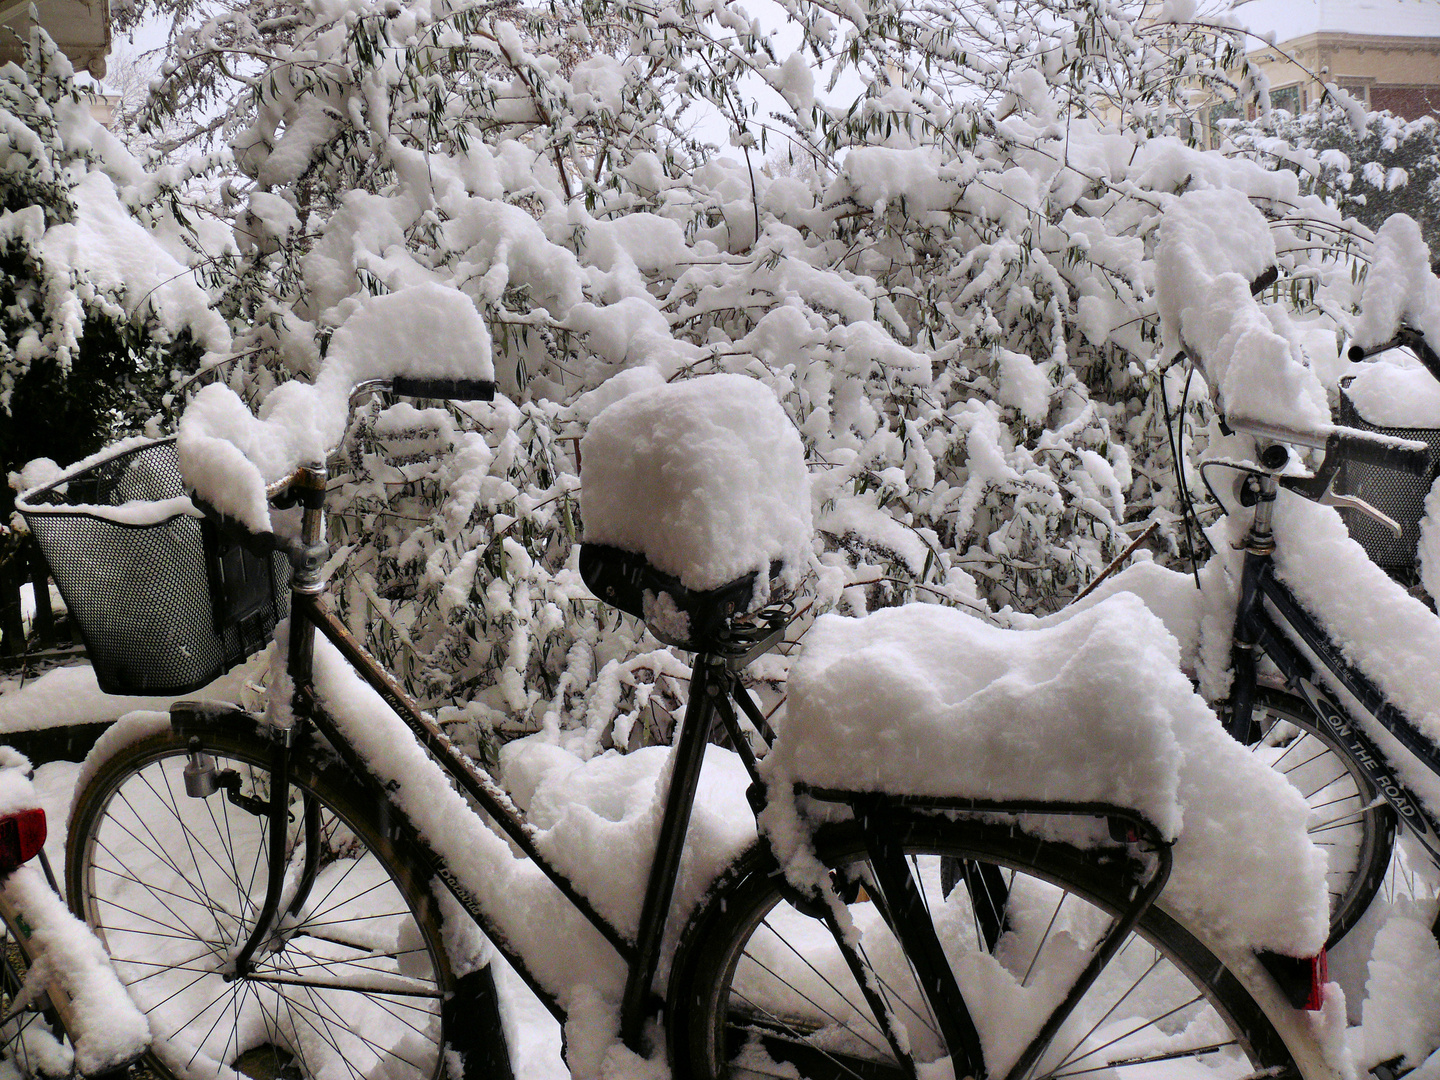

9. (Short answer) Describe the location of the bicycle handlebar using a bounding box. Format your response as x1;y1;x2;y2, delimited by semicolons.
1347;325;1440;386
256;375;498;508
1328;428;1432;476
1226;416;1432;489
392;375;496;401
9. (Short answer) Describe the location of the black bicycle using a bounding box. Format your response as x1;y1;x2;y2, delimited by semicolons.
18;375;1329;1080
1181;323;1440;956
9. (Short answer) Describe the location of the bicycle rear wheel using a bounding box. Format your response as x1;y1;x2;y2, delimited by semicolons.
668;814;1305;1080
65;713;501;1080
1248;690;1396;945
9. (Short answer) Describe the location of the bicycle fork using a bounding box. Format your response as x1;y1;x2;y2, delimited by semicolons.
184;462;330;978
182;726;321;977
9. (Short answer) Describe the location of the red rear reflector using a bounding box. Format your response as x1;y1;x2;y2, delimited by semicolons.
1304;950;1328;1011
0;807;46;873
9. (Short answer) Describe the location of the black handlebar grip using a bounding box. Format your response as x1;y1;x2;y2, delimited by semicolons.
1249;266;1278;296
391;376;497;401
1346;344;1365;363
1331;431;1433;476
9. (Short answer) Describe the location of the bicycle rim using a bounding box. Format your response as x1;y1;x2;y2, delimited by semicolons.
66;718;453;1080
1249;690;1396;945
669;816;1300;1080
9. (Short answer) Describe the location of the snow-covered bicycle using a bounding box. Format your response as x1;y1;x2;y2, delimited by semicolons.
1146;194;1440;1072
1150;193;1440;931
17;285;1339;1079
0;747;147;1079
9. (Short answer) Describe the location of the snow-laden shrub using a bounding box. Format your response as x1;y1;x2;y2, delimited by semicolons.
0;27;231;571
1224;106;1440;258
121;0;1372;749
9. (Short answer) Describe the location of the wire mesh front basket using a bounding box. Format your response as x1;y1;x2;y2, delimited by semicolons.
16;438;290;695
1337;380;1440;571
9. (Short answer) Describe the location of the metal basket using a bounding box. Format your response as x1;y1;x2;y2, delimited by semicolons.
1337;379;1440;571
16;438;290;695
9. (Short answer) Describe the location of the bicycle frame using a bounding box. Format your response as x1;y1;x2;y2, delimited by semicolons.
1228;473;1440;864
177;460;1177;1080
192;463;832;1053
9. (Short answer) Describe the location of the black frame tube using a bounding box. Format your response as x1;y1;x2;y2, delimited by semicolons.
618;656;723;1046
859;796;986;1077
1230;545;1440;860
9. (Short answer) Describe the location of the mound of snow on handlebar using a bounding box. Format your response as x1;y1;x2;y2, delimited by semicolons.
177;283;494;533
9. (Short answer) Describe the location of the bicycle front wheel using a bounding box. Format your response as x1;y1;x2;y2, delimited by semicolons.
65;713;485;1080
668;815;1304;1080
1248;690;1396;945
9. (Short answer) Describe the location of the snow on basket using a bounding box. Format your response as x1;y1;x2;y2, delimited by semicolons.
578;374;811;641
771;592;1329;956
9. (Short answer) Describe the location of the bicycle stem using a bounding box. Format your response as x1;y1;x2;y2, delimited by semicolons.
1228;471;1279;743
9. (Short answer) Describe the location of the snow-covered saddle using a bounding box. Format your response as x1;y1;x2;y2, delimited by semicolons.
578;544;782;650
577;374;811;650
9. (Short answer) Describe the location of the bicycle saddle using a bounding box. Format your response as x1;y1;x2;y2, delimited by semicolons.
579;543;777;650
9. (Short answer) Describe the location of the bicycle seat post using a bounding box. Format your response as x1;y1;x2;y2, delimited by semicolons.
618;650;729;1049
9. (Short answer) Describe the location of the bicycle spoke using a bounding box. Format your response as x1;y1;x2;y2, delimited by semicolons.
740;939;892;1059
1046;1040;1236;1078
278;964;435;1077
159;761;257;932
1021;890;1068;987
1043;988;1210;1075
725;985;887;1080
93;809;226;936
70;726;453;1080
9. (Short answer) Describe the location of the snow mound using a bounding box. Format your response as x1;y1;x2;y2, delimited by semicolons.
179;283;494;532
1155;188;1330;431
1273;490;1440;750
500;736;755;947
579;374;812;592
1355;214;1440;354
776;592;1328;955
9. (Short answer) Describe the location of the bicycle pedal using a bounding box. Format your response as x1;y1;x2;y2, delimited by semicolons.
1372;1056;1413;1080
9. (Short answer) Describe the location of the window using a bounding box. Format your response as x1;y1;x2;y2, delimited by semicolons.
1270;84;1301;115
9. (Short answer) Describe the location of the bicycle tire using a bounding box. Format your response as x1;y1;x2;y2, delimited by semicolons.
0;881;75;1079
668;814;1306;1080
64;712;503;1080
1248;689;1396;946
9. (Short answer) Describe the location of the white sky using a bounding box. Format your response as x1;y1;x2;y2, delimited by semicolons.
1227;0;1440;42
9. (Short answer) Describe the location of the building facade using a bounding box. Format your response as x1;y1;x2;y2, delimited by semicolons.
1248;28;1440;120
0;0;109;78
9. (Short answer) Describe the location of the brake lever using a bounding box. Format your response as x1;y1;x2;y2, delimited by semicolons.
1270;446;1404;537
1318;490;1403;537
